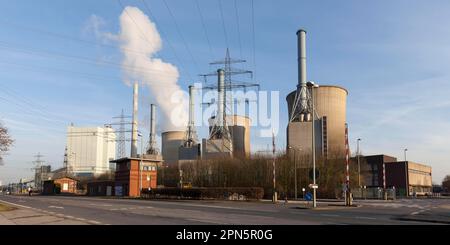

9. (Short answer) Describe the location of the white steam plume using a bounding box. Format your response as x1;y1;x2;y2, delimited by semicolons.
118;6;188;131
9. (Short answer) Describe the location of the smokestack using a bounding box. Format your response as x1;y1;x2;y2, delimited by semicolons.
148;104;156;154
188;85;195;130
297;29;310;122
217;69;225;127
297;29;307;87
130;82;138;158
184;85;197;147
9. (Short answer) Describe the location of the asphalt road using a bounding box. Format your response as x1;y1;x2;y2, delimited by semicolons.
1;195;449;225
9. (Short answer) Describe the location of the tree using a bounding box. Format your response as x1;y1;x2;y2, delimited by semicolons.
0;122;14;164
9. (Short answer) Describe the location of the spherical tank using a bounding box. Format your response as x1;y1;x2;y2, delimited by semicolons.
161;131;185;166
286;85;348;153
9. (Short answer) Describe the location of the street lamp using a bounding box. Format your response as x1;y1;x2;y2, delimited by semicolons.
307;81;319;208
357;138;361;188
138;133;143;197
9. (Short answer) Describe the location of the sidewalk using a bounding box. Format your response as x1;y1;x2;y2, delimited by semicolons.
0;201;90;225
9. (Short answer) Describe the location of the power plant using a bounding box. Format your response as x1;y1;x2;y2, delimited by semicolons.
287;29;348;159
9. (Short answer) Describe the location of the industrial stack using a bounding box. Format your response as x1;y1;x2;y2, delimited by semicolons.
111;82;162;197
178;85;201;164
286;29;348;160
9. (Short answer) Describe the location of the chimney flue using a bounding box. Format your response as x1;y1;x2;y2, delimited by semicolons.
297;29;307;87
130;82;138;158
217;69;225;127
147;104;157;154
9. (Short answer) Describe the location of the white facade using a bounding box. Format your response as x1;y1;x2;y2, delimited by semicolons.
66;126;116;176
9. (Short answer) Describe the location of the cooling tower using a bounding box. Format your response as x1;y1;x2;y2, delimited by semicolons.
286;85;348;157
206;115;251;158
161;131;184;166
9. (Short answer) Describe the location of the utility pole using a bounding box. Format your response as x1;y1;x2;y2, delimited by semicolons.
357;138;361;188
138;133;143;197
272;131;277;203
308;82;318;208
344;124;352;206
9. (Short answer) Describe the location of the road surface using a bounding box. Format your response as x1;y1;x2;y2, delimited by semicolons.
1;195;449;225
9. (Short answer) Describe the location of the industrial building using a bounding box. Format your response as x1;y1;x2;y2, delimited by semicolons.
385;161;432;196
66;125;116;176
357;154;433;196
357;154;398;187
286;29;347;159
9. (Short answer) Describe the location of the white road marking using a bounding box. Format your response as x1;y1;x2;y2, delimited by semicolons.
0;199;32;209
48;206;64;209
411;212;419;215
89;220;101;225
320;214;340;217
355;216;377;220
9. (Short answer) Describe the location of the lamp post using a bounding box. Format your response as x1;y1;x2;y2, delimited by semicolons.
307;81;319;208
138;133;143;197
357;138;361;188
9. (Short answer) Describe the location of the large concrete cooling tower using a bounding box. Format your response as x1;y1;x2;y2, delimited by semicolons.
286;85;348;157
161;131;185;166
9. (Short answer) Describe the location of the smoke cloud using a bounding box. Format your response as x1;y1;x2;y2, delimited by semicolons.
117;6;188;131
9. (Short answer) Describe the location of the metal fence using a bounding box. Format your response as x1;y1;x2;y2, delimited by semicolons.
351;187;396;200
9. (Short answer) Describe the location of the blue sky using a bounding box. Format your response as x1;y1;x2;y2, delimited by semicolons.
1;0;450;184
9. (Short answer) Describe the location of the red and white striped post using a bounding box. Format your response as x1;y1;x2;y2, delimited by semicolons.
345;124;351;206
382;162;387;200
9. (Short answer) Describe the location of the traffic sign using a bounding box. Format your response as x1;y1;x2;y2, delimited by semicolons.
309;184;318;189
305;192;313;201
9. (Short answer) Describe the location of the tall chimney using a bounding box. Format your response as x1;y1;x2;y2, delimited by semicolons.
188;85;195;130
185;85;197;146
217;69;225;127
148;104;156;154
297;29;307;87
130;82;138;158
297;29;310;121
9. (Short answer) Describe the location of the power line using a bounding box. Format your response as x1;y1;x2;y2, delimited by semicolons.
251;0;256;80
140;0;194;81
0;18;152;58
161;0;201;73
194;0;215;59
0;41;179;79
233;0;243;59
218;0;229;49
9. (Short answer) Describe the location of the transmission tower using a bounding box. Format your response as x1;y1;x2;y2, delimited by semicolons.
32;152;45;169
32;153;46;191
111;109;132;159
200;49;259;155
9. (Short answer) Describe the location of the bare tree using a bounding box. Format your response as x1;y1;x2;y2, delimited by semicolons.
0;122;14;164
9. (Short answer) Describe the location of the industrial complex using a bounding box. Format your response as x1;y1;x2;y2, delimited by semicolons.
2;29;434;200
